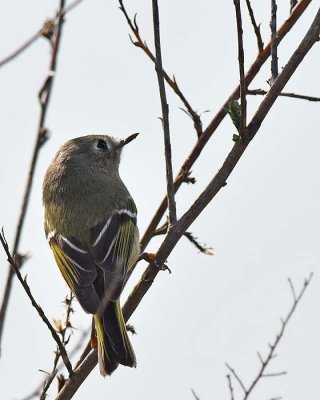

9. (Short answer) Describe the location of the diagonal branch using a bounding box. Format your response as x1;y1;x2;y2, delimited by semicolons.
40;292;75;399
247;6;320;140
118;0;203;137
139;0;313;253
227;273;313;399
151;0;177;227
0;0;84;69
124;0;320;343
0;31;41;68
226;363;247;394
21;328;89;400
191;388;201;400
0;0;66;352
0;230;73;375
245;0;264;53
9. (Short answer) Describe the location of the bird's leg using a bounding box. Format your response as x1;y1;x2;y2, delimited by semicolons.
138;252;171;273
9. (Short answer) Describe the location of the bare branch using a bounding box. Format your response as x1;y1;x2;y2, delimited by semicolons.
243;273;313;399
118;0;203;137
262;371;287;377
21;328;89;400
40;292;75;399
191;388;200;400
40;367;59;400
245;0;264;53
0;31;41;68
55;350;98;400
248;7;320;140
227;274;313;399
227;374;235;400
0;230;73;375
225;363;247;394
152;0;177;227
139;0;313;254
233;0;248;142
247;88;320;101
125;3;320;331
0;0;67;350
0;0;84;68
257;351;264;364
153;222;213;255
288;277;297;301
270;0;279;83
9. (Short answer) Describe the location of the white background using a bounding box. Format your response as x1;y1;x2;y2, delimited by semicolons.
0;1;319;399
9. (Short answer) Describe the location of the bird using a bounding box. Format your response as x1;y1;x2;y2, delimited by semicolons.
42;133;140;376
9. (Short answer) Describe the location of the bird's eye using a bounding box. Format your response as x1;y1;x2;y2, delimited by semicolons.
95;139;108;151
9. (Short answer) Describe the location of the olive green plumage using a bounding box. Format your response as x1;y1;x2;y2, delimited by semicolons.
43;134;139;376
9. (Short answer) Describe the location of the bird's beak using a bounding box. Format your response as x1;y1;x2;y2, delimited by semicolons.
117;133;139;149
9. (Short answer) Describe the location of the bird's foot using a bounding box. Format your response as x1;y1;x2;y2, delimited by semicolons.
138;252;171;274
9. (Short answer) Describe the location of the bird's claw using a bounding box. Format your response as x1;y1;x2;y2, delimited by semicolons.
138;252;171;274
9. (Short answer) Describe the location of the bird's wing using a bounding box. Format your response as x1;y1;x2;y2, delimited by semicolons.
89;197;140;300
48;233;100;314
48;198;139;313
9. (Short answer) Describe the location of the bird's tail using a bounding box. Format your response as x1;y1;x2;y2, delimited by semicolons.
94;300;136;376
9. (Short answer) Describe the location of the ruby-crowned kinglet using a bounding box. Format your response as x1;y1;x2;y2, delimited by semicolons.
43;133;140;376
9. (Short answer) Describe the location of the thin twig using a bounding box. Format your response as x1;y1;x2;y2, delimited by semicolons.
257;351;264;364
247;7;320;140
40;364;59;400
0;0;67;351
0;230;73;375
262;371;287;377
118;0;203;137
21;328;89;400
55;349;98;400
247;88;320;101
270;0;279;83
288;277;297;301
0;31;41;68
245;0;264;53
243;273;313;400
191;388;200;400
227;374;235;400
233;0;247;141
40;292;75;399
0;0;84;69
139;0;313;254
226;363;247;394
153;221;213;255
152;0;177;227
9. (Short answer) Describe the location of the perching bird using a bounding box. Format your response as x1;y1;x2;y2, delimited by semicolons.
43;133;140;376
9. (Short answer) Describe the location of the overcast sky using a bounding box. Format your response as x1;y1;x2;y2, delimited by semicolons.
0;1;319;399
